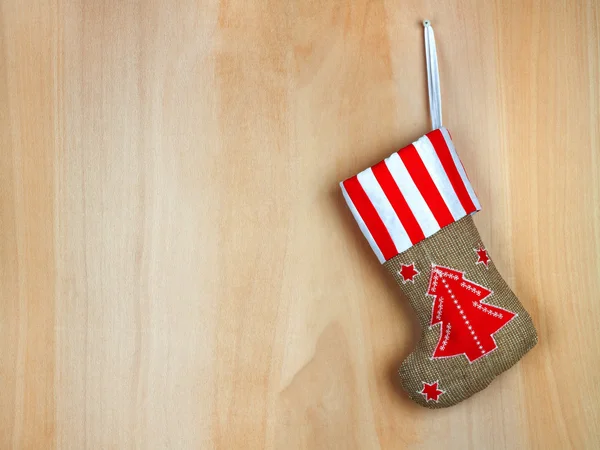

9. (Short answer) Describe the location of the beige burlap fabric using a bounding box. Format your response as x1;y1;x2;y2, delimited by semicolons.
384;215;537;408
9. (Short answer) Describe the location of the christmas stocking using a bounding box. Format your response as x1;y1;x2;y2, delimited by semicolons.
340;21;537;408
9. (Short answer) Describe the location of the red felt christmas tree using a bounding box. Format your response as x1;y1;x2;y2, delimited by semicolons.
427;265;516;363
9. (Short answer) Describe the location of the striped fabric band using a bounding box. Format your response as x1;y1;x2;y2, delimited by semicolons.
341;128;481;263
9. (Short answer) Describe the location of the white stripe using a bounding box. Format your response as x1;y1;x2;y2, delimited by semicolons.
414;135;467;220
440;128;481;210
340;182;385;263
384;153;440;237
357;169;412;254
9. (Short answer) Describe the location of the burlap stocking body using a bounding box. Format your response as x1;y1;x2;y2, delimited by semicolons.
340;128;537;408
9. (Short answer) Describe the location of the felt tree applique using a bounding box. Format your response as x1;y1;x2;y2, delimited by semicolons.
427;265;516;363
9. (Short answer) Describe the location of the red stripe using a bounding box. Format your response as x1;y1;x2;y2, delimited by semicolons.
371;160;425;244
398;144;454;228
343;176;398;260
427;129;477;213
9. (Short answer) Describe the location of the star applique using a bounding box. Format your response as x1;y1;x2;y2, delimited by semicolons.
419;381;445;402
474;246;491;268
399;263;419;283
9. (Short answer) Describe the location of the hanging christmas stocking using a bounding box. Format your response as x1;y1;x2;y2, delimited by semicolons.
340;21;537;408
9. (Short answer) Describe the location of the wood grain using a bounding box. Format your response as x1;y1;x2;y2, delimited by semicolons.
1;1;599;448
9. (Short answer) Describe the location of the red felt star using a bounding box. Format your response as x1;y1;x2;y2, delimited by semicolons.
399;263;419;283
419;381;444;402
475;246;491;268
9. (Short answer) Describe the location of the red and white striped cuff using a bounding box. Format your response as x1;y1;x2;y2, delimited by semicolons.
340;128;481;263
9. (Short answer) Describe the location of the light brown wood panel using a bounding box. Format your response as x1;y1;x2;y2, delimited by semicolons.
0;1;598;449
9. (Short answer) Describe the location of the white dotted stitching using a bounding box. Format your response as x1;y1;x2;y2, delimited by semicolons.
430;273;440;293
436;297;444;321
472;301;503;319
460;282;481;295
440;323;451;351
435;270;458;281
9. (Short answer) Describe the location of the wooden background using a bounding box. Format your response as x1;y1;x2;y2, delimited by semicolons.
1;1;599;449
